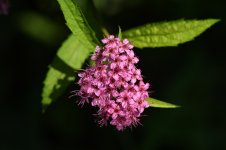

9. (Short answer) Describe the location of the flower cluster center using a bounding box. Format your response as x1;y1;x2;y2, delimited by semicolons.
77;35;150;130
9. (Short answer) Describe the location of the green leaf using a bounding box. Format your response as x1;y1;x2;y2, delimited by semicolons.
147;97;180;108
57;0;99;46
42;34;94;111
42;0;99;111
57;34;94;69
122;19;219;48
41;63;74;112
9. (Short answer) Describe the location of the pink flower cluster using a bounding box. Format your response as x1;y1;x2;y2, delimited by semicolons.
77;35;150;130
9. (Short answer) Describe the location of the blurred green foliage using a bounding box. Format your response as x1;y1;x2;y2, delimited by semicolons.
16;11;65;45
0;0;226;150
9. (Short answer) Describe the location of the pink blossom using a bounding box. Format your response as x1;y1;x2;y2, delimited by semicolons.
76;35;150;130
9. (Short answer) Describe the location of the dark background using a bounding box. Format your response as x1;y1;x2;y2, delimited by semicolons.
1;0;226;150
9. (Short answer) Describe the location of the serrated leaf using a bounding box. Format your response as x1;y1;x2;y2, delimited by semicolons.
42;34;94;111
57;0;99;46
147;97;180;108
41;63;74;112
57;34;94;69
122;19;219;48
57;0;98;68
42;0;99;112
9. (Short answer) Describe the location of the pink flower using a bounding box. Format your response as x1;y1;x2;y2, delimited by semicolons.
76;35;150;130
130;68;142;83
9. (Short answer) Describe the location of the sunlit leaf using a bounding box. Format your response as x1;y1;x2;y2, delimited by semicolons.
147;97;180;108
41;62;74;112
42;0;99;111
42;34;95;111
57;35;94;69
57;0;99;46
122;19;219;48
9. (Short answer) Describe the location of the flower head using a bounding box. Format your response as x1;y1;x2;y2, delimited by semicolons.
76;35;150;130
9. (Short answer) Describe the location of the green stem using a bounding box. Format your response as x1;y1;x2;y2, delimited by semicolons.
102;27;110;37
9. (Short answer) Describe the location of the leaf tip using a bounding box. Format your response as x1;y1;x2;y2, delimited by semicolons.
147;98;181;109
206;18;220;26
